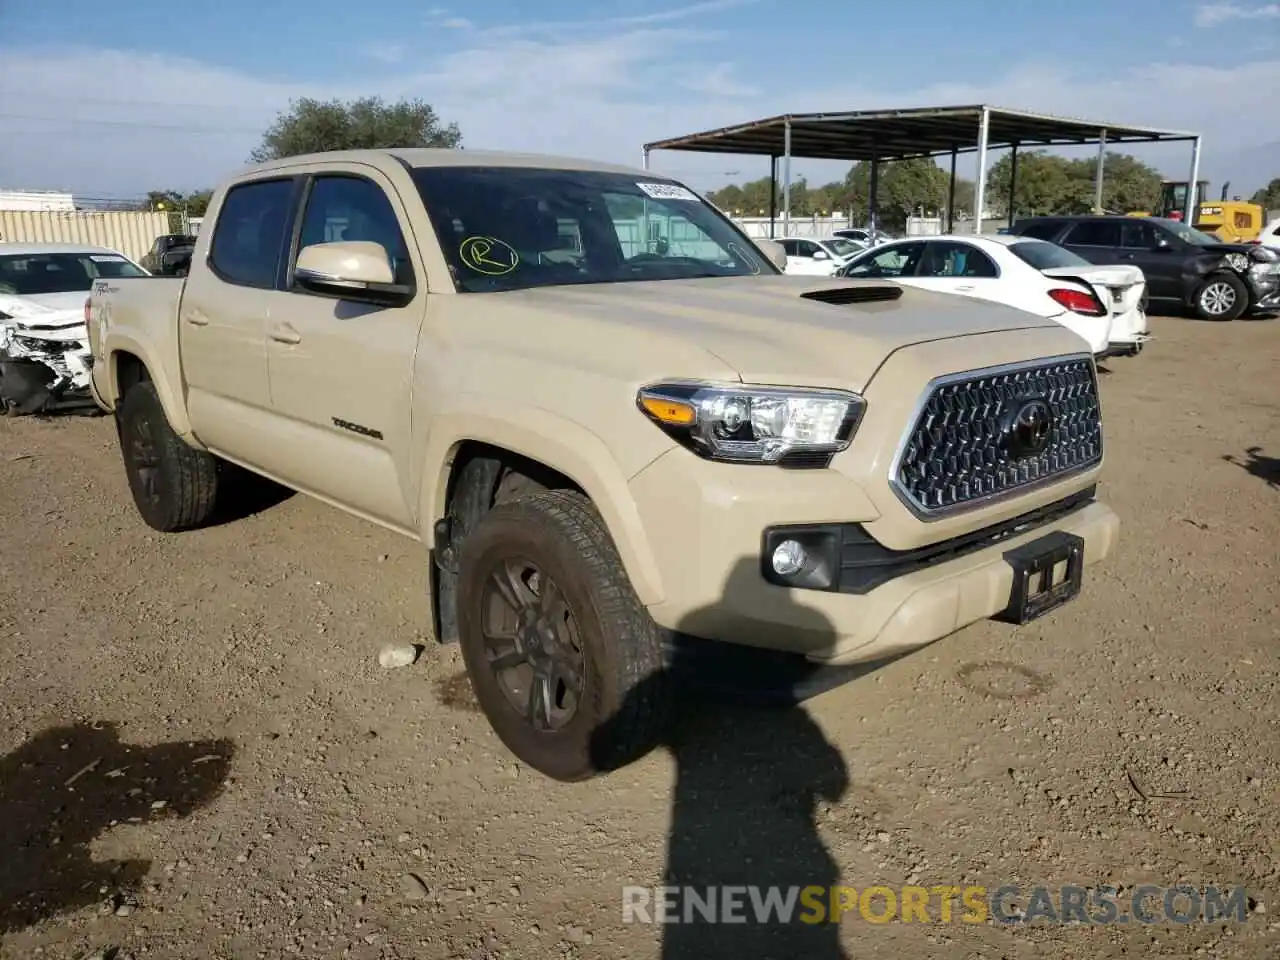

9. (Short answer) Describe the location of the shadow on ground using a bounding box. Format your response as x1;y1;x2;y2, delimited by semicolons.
0;722;233;933
589;558;904;960
207;462;296;526
1223;446;1280;490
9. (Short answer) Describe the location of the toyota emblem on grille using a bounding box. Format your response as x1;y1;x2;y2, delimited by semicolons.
1003;399;1053;458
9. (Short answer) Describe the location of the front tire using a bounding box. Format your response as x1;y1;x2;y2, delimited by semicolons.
455;490;670;781
118;381;219;531
1193;273;1248;321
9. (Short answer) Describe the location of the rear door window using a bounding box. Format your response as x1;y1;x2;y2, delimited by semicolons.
1064;221;1122;247
209;178;296;289
1016;221;1066;241
919;241;999;278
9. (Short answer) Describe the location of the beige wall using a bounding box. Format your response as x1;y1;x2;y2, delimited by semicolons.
0;210;172;262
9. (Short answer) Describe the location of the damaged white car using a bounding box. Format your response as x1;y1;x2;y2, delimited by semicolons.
0;243;149;415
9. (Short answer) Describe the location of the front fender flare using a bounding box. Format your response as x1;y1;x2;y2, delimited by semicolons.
418;399;666;606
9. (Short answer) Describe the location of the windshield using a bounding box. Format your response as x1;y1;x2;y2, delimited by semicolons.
1153;219;1221;246
1007;240;1091;270
0;251;146;296
410;166;777;292
823;238;861;258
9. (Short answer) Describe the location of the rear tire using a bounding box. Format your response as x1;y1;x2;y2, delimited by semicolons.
118;381;219;531
1193;273;1248;321
455;490;670;781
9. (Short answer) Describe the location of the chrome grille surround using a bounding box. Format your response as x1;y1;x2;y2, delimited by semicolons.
889;354;1103;521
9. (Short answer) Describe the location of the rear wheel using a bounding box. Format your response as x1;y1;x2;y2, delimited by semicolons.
118;381;219;531
1193;273;1248;321
455;490;670;781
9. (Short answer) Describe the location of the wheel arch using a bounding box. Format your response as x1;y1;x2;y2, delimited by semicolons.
104;335;197;440
419;409;666;609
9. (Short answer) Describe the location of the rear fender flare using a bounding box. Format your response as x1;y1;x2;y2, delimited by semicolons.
104;334;198;443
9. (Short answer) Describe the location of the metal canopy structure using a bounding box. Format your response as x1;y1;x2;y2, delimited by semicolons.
641;104;1203;236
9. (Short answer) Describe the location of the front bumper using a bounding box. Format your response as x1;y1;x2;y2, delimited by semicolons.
630;447;1119;667
1247;266;1280;312
1252;289;1280;312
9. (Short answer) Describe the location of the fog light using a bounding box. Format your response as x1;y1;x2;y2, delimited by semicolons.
771;539;807;576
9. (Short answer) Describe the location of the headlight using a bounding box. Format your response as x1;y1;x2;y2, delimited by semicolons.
637;380;865;467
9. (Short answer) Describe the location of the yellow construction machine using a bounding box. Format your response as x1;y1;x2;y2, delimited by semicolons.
1128;180;1265;243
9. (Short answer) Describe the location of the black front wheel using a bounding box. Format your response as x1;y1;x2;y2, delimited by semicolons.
455;490;671;781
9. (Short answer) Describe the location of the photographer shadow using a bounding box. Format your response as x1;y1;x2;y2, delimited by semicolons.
0;721;233;933
594;558;903;959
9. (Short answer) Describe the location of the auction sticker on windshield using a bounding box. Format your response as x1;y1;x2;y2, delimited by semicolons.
636;182;701;202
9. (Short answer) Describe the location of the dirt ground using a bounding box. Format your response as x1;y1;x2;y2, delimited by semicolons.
1;313;1278;960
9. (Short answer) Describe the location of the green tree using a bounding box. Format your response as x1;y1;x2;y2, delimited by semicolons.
1070;152;1162;214
706;159;974;228
985;150;1161;217
146;189;214;232
249;96;462;163
1251;177;1280;212
985;151;1080;217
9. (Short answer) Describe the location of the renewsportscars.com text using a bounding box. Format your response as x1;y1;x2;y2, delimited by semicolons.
621;884;1253;926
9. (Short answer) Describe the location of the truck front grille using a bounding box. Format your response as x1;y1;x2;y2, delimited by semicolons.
892;355;1102;517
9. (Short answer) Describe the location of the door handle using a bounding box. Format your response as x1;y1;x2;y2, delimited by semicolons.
269;323;301;345
955;284;975;292
184;310;209;326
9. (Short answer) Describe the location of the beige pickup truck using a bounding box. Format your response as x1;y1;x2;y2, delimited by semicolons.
86;148;1119;781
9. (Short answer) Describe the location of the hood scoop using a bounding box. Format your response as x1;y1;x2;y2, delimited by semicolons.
800;283;903;306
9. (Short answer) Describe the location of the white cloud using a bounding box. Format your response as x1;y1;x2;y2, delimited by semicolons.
360;41;406;63
2;20;1279;199
438;17;472;29
1194;2;1280;27
481;0;759;39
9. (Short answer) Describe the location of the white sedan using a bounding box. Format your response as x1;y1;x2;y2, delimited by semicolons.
0;241;149;414
837;234;1150;358
775;235;867;276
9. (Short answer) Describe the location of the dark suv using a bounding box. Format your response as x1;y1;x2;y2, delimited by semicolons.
1008;215;1280;321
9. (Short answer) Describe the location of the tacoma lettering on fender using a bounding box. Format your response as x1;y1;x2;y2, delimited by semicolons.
87;149;1120;782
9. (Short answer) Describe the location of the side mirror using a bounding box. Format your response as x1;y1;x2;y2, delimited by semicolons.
754;238;788;272
294;241;413;305
812;250;829;261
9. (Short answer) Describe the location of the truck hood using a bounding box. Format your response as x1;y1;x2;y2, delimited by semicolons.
500;275;1061;392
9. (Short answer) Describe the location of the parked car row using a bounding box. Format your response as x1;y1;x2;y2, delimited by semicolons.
1008;215;1280;322
768;212;1279;360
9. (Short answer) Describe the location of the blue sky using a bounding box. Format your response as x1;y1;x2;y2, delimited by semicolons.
2;0;1278;197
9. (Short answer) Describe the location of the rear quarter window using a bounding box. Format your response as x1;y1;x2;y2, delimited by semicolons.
1007;241;1091;270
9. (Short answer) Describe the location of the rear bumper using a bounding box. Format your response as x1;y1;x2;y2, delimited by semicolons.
1097;332;1153;358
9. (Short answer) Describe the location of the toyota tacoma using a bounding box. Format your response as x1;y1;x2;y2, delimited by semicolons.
87;149;1120;781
